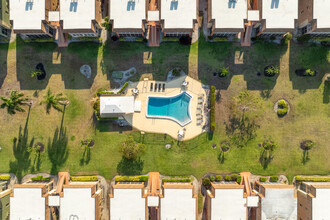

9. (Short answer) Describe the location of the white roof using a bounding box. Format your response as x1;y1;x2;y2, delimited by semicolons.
211;0;247;29
148;196;159;207
247;196;259;207
248;10;260;21
60;0;95;30
211;188;246;220
261;188;297;220
312;187;330;219
110;0;146;29
49;195;60;206
161;0;197;29
160;188;196;220
100;96;135;114
110;188;146;220
60;187;96;220
49;11;60;22
9;0;45;30
262;0;298;29
10;188;46;220
313;0;330;29
148;10;159;21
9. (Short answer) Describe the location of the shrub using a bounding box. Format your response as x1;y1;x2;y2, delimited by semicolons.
277;99;288;116
0;175;11;181
225;175;231;181
259;177;267;182
295;176;330;182
278;99;288;108
264;66;279;77
120;136;145;159
221;141;230;152
270;36;276;41
118;82;129;94
202;177;211;187
236;176;242;184
277;108;288;116
119;37;126;42
71;176;98;181
213;37;228;42
179;36;192;45
259;139;277;151
162;178;191;183
162;37;180;42
210;86;216;132
93;98;100;113
281;33;292;45
215;175;223;182
230;174;239;181
304;69;316;76
270;176;279;182
218;67;229;77
300;140;315;151
210;176;215;182
297;34;312;43
115;176;149;182
172;68;181;77
135;38;144;42
31;175;50;182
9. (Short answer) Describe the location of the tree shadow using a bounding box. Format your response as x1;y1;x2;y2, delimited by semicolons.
116;157;144;175
218;151;225;164
302;150;310;164
80;147;91;166
47;107;69;174
260;89;272;100
30;151;41;173
225;115;259;147
0;43;9;88
9;106;33;180
259;150;274;169
323;81;329;104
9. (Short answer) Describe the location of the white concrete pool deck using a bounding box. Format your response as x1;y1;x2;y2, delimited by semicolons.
123;75;207;140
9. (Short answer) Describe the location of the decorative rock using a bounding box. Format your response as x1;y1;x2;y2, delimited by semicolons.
80;65;92;79
165;144;171;149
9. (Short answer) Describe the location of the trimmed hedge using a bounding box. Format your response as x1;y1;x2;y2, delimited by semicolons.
236;175;242;184
259;177;267;182
118;82;129;94
230;174;239;181
210;86;216;132
202;177;211;187
270;176;279;182
295;176;330;182
277;99;288;116
210;176;215;182
215;175;223;182
0;175;11;181
162;178;191;183
224;175;231;181
162;37;180;42
71;176;98;181
212;37;228;42
31;175;50;182
115;176;148;182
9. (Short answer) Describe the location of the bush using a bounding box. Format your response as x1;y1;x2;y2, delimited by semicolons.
270;176;279;182
78;37;102;42
236;176;242;184
172;68;181;77
215;175;223;182
119;37;126;42
31;175;50;182
93;98;100;113
270;36;276;41
210;86;216;132
118;82;129;94
259;139;277;151
24;38;55;43
297;34;312;43
120;136;145;159
281;33;292;45
300;140;315;151
71;176;98;181
0;175;11;181
135;38;144;42
225;175;231;181
304;69;316;76
202;177;211;187
295;176;330;182
212;37;228;42
162;178;191;183
115;176;148;182
210;176;215;182
259;177;267;182
277;99;288;116
264;66;279;77
218;67;229;77
277;108;288;116
278;100;288;108
179;36;192;45
230;174;239;181
162;37;180;42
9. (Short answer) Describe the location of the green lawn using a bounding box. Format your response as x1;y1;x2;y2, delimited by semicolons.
0;37;329;182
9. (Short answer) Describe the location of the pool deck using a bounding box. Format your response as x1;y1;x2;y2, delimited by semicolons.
123;75;208;140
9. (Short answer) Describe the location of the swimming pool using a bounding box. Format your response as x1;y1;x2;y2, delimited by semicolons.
146;92;192;126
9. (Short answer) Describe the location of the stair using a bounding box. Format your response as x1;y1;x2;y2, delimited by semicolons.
148;25;160;47
57;25;69;47
241;25;252;47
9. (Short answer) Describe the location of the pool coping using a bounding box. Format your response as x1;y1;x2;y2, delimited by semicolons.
145;91;193;127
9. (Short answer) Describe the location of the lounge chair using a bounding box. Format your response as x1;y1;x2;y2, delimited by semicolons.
162;83;165;92
150;83;153;91
198;93;205;97
154;83;157;92
158;83;161;92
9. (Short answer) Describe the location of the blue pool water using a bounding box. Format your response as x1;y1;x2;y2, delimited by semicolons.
147;92;192;126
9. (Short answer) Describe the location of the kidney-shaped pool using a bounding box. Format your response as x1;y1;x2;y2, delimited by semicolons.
146;92;192;126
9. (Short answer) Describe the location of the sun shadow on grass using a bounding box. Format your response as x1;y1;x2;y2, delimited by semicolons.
323;81;330;104
302;150;310;165
47;107;69;174
259;150;274;169
218;151;225;164
80;146;91;166
116;157;144;175
0;42;9;88
9;107;33;180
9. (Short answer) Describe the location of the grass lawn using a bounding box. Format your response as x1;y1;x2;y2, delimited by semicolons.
0;37;329;182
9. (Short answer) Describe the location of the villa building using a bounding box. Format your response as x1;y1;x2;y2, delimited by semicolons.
0;0;11;41
100;96;140;118
10;179;55;220
109;0;198;46
255;181;297;220
0;180;11;220
297;0;330;36
110;172;198;220
9;0;56;39
297;182;330;220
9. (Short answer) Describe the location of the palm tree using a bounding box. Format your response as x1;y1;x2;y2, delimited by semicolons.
40;89;68;114
0;90;29;114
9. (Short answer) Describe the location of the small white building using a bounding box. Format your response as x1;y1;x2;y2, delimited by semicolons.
100;96;136;118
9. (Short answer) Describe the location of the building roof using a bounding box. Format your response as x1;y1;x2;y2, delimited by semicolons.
312;186;330;219
211;0;247;29
262;0;298;29
261;187;297;220
100;96;135;114
10;188;46;220
60;0;95;30
110;0;146;29
313;0;330;28
9;0;45;30
161;0;196;29
160;188;196;220
60;187;96;220
211;187;246;220
110;188;146;220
